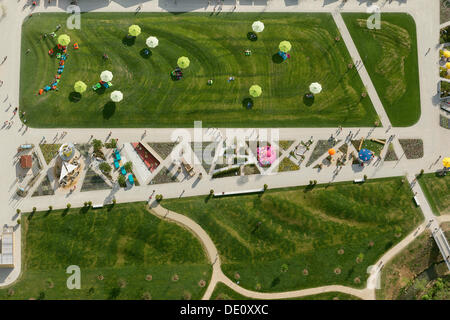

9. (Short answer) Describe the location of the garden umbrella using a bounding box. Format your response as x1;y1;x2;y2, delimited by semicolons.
309;82;322;94
128;25;141;37
249;85;262;97
443;157;450;168
279;41;292;52
74;81;87;93
252;21;265;33
100;70;113;82
358;148;373;162
444;50;450;58
328;148;336;156
177;56;190;69
146;36;159;48
110;90;123;103
57;34;71;46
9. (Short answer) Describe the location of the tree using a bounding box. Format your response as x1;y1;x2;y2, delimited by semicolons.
210;189;214;196
17;219;21;225
67;203;71;209
48;205;53;211
16;209;21;214
99;162;112;174
363;175;368;180
84;201;88;207
88;201;92;207
313;180;317;185
32;207;36;212
280;264;288;273
263;184;268;191
155;194;163;202
124;161;133;173
112;198;116;205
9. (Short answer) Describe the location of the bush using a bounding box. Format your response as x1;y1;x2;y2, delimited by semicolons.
92;139;103;152
118;175;126;187
105;139;117;149
99;162;112;174
124;161;133;173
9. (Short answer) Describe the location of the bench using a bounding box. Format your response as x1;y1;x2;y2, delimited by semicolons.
92;204;103;209
413;196;420;207
354;178;365;183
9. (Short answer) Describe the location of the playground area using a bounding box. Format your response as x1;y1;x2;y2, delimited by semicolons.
19;12;378;128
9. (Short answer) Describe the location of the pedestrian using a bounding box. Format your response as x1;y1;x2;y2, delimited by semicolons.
1;56;7;64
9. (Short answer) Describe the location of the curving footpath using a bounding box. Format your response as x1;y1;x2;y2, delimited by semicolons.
149;203;441;301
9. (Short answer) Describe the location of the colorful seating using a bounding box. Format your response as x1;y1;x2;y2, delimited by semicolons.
120;166;126;175
128;174;134;185
114;160;119;169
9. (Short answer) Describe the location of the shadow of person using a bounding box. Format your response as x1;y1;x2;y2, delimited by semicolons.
102;101;116;119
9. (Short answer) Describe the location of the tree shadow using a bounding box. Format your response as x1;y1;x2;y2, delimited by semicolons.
122;36;136;46
242;98;254;109
61;208;69;217
247;32;258;41
68;92;82;103
303;94;315;106
271;53;284;64
140;48;152;59
103;101;116;119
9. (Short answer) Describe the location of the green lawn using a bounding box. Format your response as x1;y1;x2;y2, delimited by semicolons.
342;13;421;127
20;12;377;128
0;203;211;299
418;173;450;215
211;282;360;300
162;177;423;293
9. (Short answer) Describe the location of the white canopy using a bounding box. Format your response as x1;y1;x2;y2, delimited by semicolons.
100;70;113;82
309;82;322;94
146;36;159;48
252;21;265;33
110;90;123;102
59;161;78;182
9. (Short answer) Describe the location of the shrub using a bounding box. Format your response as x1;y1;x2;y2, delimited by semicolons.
118;175;126;187
124;161;133;173
280;264;288;273
92;139;103;152
99;162;112;174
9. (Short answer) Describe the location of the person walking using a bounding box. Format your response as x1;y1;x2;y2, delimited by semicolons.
1;56;7;64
